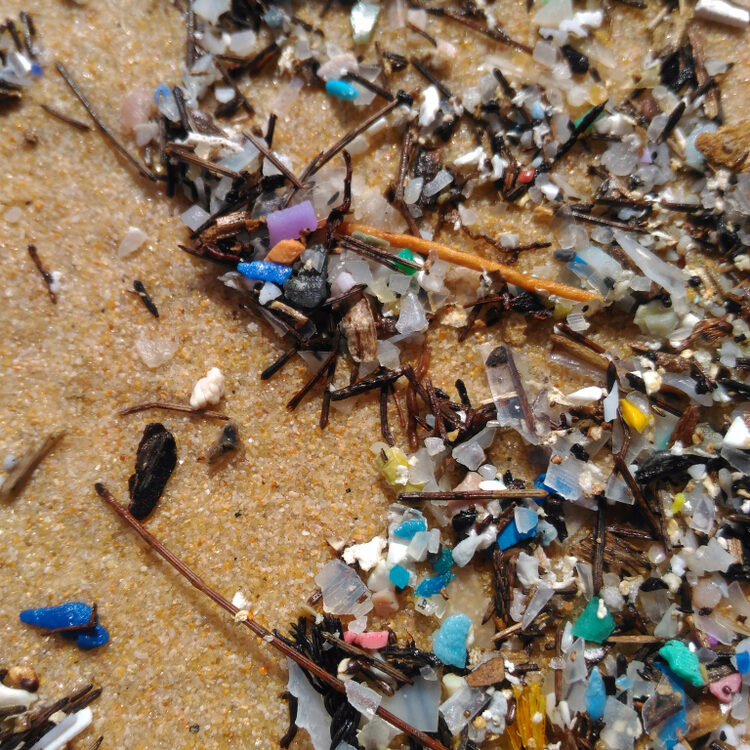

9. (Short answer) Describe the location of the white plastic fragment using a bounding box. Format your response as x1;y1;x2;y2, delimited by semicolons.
343;536;387;571
180;204;211;231
192;0;230;25
566;386;604;405
0;683;36;708
287;660;332;750
724;415;750;450
118;227;148;258
521;586;553;630
231;590;251;610
135;333;178;368
315;559;373;618
190;367;226;409
695;0;749;28
380;674;441;732
28;707;92;750
345;679;381;719
396;292;428;334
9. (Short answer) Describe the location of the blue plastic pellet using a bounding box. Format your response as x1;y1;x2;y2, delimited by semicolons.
77;624;110;650
237;261;293;285
432;547;453;574
389;564;410;590
433;614;472;668
325;79;359;101
737;649;750;674
20;602;93;630
586;667;606;721
393;518;427;539
415;572;454;598
153;83;172;106
496;516;537;551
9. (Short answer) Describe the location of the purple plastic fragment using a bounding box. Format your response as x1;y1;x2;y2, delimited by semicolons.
266;201;318;248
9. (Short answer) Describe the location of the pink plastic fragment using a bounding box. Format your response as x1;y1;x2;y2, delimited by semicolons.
266;201;318;248
344;630;391;649
709;672;742;703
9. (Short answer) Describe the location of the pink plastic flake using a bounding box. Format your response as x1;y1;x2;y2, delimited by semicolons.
709;672;742;703
344;630;390;649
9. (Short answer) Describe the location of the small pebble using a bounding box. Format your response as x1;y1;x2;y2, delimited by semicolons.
5;666;39;692
3;454;18;471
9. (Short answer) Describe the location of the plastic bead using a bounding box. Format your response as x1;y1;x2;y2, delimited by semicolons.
325;79;359;101
571;597;616;643
433;614;472;668
658;640;706;687
237;261;293;285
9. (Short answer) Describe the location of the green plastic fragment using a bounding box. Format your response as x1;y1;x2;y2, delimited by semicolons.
571;597;616;643
658;640;706;687
394;248;419;275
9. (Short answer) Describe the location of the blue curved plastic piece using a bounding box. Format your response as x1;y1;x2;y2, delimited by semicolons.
433;614;472;668
325;79;359;101
393;518;427;539
153;83;171;106
20;602;92;630
237;261;293;285
77;624;109;650
586;667;606;721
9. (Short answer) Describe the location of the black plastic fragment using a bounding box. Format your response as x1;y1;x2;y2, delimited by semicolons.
128;423;177;519
561;44;589;74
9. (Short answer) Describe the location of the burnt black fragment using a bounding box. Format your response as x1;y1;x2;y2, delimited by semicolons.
206;420;240;464
561;44;589;74
634;451;709;485
128;423;177;519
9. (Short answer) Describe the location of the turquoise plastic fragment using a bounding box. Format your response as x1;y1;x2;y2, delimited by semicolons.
394;248;418;275
737;649;750;674
571;597;616;643
389;564;410;590
325;79;359;101
658;640;705;687
76;624;109;650
393;518;427;539
415;571;454;597
432;547;453;574
497;515;537;551
586;667;606;721
20;602;92;630
237;261;293;285
433;614;472;668
536;519;558;546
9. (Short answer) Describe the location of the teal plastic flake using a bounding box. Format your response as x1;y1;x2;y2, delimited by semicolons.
658;640;705;687
433;614;472;668
389;564;410;590
432;546;453;574
585;666;606;721
393;518;427;539
571;596;616;643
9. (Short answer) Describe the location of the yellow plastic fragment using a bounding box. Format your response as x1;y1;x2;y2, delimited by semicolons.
506;681;546;750
620;398;650;433
671;492;686;514
375;446;424;495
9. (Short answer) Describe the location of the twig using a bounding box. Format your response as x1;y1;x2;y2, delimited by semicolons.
242;130;304;189
399;489;548;502
55;62;157;182
27;244;57;304
93;483;449;750
0;432;64;500
39;102;90;131
118;402;230;420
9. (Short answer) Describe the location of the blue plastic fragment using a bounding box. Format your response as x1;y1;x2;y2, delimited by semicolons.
325;79;359;101
20;602;92;630
536;519;558;546
497;516;538;551
530;100;545;120
237;261;293;285
586;667;606;721
433;614;472;668
415;571;454;598
654;664;689;750
736;649;750;674
389;564;410;590
432;547;453;574
393;518;427;539
263;7;285;27
76;624;109;650
533;473;554;496
153;83;171;106
31;62;43;77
